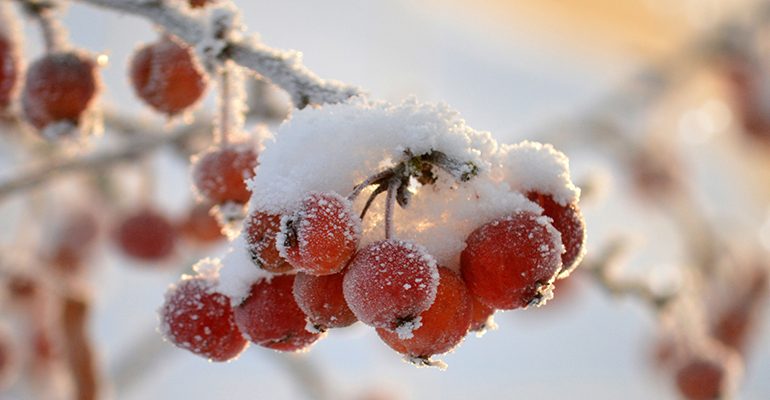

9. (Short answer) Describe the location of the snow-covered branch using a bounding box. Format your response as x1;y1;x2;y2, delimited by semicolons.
72;0;362;108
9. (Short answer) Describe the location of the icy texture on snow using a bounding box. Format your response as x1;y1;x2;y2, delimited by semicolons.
497;141;580;206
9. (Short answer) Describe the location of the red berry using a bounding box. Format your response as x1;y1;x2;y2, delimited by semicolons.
468;295;495;333
188;0;210;8
0;327;17;389
114;209;176;262
178;203;224;245
0;31;19;110
129;36;206;116
343;239;439;331
244;210;293;273
192;143;258;205
460;211;562;310
44;210;99;273
280;191;360;275
293;271;357;330
377;267;472;361
527;192;585;277
21;51;98;131
675;358;728;400
159;276;247;361
234;275;322;352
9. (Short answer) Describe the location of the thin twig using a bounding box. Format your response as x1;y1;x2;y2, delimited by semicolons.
384;178;400;240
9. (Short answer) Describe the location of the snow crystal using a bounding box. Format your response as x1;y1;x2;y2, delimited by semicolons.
395;316;422;340
497;141;580;206
217;235;273;305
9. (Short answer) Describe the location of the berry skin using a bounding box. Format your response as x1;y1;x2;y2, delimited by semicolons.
343;239;439;331
675;358;728;400
159;276;248;361
244;210;293;273
178;203;224;245
468;295;495;333
0;31;19;111
460;211;562;310
293;271;357;330
21;51;98;131
114;209;176;262
234;275;322;352
129;36;206;116
377;267;472;361
280;191;361;276
527;192;586;278
192;143;258;205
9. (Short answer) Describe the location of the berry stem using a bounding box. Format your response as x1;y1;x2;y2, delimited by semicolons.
347;169;394;201
19;1;68;52
384;178;401;240
358;183;387;220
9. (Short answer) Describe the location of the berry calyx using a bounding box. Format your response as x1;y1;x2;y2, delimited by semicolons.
159;275;248;361
243;210;293;273
129;36;206;116
177;203;225;245
280;191;361;276
376;267;472;365
343;239;439;331
114;209;176;262
460;211;562;310
234;275;323;352
192;143;258;206
21;51;98;133
293;271;357;331
527;192;586;278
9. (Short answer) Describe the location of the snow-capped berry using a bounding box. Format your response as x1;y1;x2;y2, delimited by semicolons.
192;143;258;205
460;211;562;310
21;51;98;131
114;209;176;262
468;295;495;333
280;191;361;276
293;271;357;330
527;192;586;278
0;28;19;111
343;239;439;331
234;275;323;352
178;203;224;245
675;358;729;400
130;36;206;116
244;210;293;273
377;267;472;362
159;275;247;361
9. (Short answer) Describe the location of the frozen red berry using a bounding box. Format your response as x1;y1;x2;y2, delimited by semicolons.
129;36;206;116
377;267;472;362
21;51;98;131
178;203;224;245
343;239;439;331
527;192;586;277
293;271;357;331
468;295;495;333
460;211;562;310
244;210;293;273
192;143;258;205
280;191;361;275
675;358;729;400
159;276;247;361
0;30;19;111
114;209;176;262
234;275;322;352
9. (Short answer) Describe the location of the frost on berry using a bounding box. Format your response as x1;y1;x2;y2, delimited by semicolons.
527;192;586;278
114;209;176;262
130;36;207;116
159;261;248;362
293;271;357;331
243;210;293;273
192;142;258;205
377;267;472;366
460;211;563;310
178;203;225;245
21;51;99;134
343;239;439;332
234;275;323;352
278;191;361;276
0;13;19;111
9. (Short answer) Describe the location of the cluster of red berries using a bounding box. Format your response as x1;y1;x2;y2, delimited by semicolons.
160;150;586;366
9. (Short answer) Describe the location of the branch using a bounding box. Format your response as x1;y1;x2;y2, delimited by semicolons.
72;0;362;108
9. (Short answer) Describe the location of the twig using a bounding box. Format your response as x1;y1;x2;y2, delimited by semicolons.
61;295;99;400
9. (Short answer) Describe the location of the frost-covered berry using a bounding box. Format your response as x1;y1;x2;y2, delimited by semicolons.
527;192;586;278
675;358;729;400
130;36;206;116
192;143;258;205
21;51;98;132
159;275;247;361
234;275;323;352
178;203;224;245
280;191;361;276
293;271;357;331
468;295;495;334
377;267;472;363
343;239;439;331
460;211;562;310
244;210;293;273
0;30;19;111
114;209;176;262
